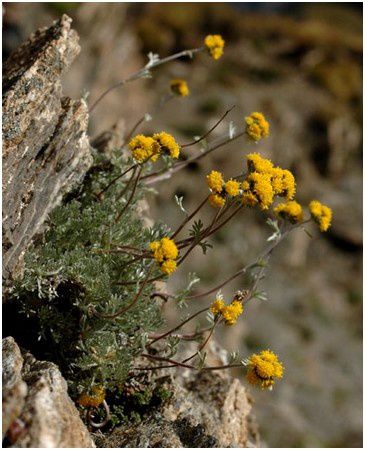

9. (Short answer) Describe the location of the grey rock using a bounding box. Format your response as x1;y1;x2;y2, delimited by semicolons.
2;337;95;448
96;342;260;448
3;14;92;283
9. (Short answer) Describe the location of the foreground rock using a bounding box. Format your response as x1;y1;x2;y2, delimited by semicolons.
2;337;95;448
96;342;259;448
2;14;92;284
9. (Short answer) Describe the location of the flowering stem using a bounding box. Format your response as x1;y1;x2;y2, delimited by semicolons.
114;165;143;223
93;265;153;319
182;320;218;363
141;130;246;185
89;47;203;113
124;94;175;143
95;163;138;199
177;206;222;265
146;306;210;347
133;355;244;372
181;106;236;148
171;195;209;240
116;166;138;201
115;273;164;287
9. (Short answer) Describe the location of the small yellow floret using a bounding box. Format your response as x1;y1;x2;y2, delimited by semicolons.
206;170;224;193
170;79;189;97
204;34;225;60
246;350;284;389
150;237;178;263
245;172;274;210
246;153;273;174
209;193;226;208
77;385;105;408
245;112;270;141
274;201;303;224
309;200;332;232
153;132;180;159
160;259;177;275
221;300;243;326
225;179;240;197
129;134;160;163
210;298;225;316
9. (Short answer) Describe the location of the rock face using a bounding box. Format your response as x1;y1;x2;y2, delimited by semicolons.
96;342;259;448
2;337;95;448
2;14;92;283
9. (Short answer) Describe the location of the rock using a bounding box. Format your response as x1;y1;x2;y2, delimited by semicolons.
2;14;92;284
2;337;95;448
96;342;259;448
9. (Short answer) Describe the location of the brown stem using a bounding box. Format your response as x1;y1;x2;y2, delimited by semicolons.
93;265;153;319
147;306;210;347
182;320;218;363
114;165;143;223
115;166;138;201
171;195;209;240
141;353;194;369
95;163;138;200
141;130;246;185
181;106;235;148
89;47;202;113
115;273;164;286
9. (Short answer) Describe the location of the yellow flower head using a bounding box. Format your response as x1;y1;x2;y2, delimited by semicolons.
225;179;240;197
206;170;224;193
309;200;332;232
170;79;189;97
246;350;284;389
246;153;273;174
153;132;180;159
77;385;105;408
129;134;160;163
270;168;296;200
210;297;226;316
204;34;225;60
160;259;177;275
244;172;274;210
221;300;243;326
245;112;270;141
209;193;226;208
274;200;303;224
150;237;178;263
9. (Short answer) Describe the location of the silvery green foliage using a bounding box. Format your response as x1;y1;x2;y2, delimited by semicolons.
12;150;163;397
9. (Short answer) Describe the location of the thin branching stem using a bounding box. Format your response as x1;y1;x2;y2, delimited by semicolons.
140;130;246;185
95;163;138;200
171;195;209;240
181;106;236;148
89;47;203;113
114;165;143;223
93;265;153;319
146;306;210;347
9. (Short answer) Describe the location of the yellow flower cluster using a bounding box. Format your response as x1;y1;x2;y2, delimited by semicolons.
245;112;270;141
129;132;180;162
274;200;303;224
242;153;296;210
246;350;284;389
128;135;160;163
204;34;225;60
77;385;105;408
309;200;332;232
210;296;244;326
206;170;241;208
170;79;189;97
150;237;179;275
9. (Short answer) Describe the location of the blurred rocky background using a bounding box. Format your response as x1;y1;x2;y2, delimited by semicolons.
3;2;362;447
